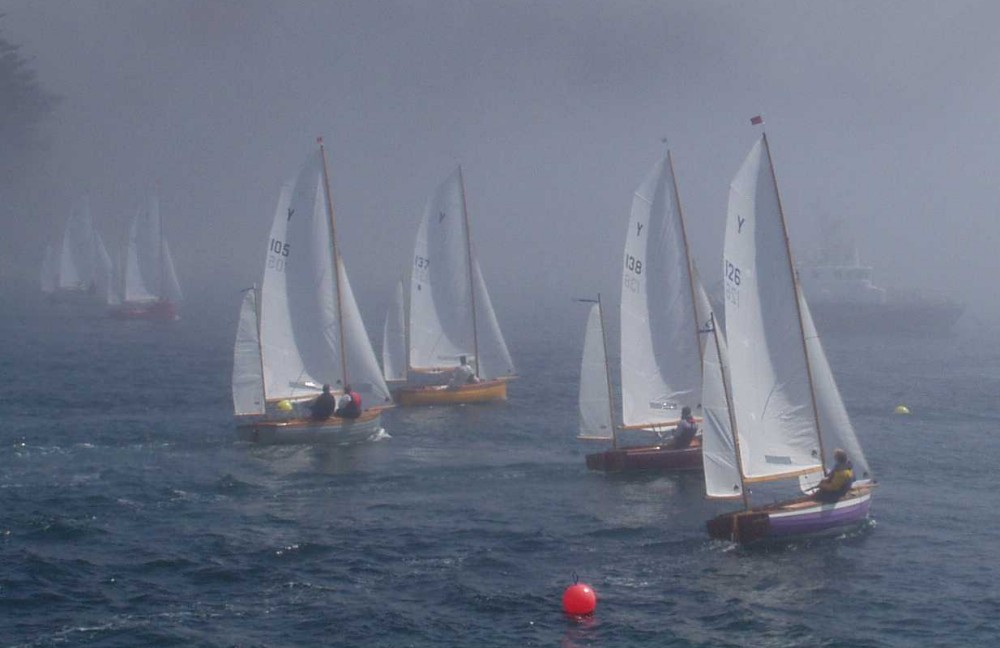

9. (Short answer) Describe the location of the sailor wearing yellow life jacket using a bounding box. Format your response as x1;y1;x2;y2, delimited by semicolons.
814;448;854;502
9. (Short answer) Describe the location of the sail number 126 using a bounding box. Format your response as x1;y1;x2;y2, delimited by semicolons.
725;259;741;308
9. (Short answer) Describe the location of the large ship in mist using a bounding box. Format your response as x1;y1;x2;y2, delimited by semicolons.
797;223;963;336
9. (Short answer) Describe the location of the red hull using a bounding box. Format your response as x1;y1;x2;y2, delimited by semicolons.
585;442;703;473
109;300;179;321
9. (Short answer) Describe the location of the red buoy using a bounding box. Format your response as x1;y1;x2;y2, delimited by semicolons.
562;582;597;615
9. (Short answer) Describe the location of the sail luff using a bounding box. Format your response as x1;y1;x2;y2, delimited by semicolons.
668;150;707;387
762;132;827;472
458;166;481;378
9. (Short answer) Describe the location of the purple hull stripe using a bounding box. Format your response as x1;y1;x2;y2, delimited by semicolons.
768;497;871;537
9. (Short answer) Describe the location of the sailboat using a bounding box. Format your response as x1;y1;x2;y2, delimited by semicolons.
389;168;516;406
109;195;182;320
233;139;392;444
579;152;714;473
42;198;113;301
702;131;874;545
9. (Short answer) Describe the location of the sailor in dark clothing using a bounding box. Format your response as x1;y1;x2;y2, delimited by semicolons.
665;406;699;449
309;384;338;420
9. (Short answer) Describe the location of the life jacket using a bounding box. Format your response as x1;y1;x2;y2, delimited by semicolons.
346;390;362;414
822;466;854;493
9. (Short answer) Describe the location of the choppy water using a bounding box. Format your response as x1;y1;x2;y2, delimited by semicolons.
3;295;1000;647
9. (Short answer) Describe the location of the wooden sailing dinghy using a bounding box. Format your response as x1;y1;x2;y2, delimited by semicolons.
386;168;516;406
701;129;874;544
232;140;392;444
579;152;719;473
108;195;182;320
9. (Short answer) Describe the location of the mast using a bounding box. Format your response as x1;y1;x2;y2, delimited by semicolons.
317;137;350;389
667;149;706;386
761;131;827;472
253;283;267;406
596;293;619;449
458;165;481;378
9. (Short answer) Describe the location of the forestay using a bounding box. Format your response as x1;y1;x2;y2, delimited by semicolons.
723;136;822;483
620;155;704;428
382;279;407;382
232;287;265;416
578;303;613;440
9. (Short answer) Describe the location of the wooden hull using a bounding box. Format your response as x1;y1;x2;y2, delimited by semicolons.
395;379;507;406
109;300;179;321
585;442;703;473
706;484;873;545
236;410;383;445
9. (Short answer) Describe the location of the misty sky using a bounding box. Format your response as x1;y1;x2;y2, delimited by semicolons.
4;0;999;332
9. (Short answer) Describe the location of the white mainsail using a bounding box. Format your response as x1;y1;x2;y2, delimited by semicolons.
620;154;704;429
723;136;823;483
578;302;614;440
259;151;391;407
408;169;513;379
382;279;407;382
232;286;266;416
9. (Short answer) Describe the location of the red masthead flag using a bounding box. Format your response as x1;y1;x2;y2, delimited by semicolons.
750;115;764;125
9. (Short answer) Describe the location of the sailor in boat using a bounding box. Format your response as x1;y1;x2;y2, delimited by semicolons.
662;406;699;450
812;448;854;502
447;356;480;390
333;384;363;419
309;384;338;421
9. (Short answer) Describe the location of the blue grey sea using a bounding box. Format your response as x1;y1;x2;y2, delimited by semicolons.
2;291;999;647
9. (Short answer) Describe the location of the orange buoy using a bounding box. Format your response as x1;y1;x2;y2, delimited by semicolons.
562;581;597;615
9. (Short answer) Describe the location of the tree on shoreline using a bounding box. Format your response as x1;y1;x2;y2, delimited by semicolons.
0;22;57;156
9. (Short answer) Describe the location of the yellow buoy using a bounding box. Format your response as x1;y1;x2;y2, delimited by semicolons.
277;400;294;412
894;405;910;415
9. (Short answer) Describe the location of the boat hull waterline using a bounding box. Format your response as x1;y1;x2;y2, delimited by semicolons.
585;442;703;473
237;410;383;445
706;486;873;545
395;379;507;407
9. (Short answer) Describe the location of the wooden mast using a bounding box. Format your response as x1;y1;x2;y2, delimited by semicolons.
761;130;828;473
458;166;481;378
317;137;350;390
253;283;267;408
